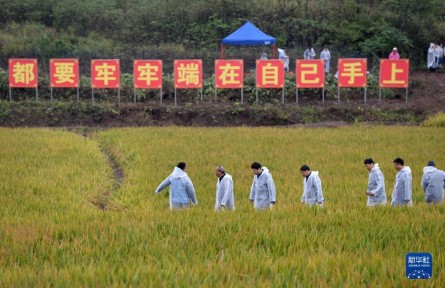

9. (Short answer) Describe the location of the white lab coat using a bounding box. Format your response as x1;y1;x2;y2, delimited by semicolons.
249;167;276;210
421;166;445;204
278;48;289;72
155;167;197;209
215;174;235;211
301;171;324;206
320;49;331;73
367;164;387;206
391;166;412;206
427;44;436;68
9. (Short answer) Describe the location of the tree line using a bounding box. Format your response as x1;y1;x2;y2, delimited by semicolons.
0;0;444;73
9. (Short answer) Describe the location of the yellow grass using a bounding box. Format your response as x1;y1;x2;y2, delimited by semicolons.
0;126;444;286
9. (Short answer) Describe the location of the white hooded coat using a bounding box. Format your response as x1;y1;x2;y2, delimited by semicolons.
155;167;197;209
421;166;445;203
278;48;289;71
320;49;331;73
215;173;235;211
367;164;387;206
301;171;324;206
249;167;276;210
391;166;412;206
428;44;436;68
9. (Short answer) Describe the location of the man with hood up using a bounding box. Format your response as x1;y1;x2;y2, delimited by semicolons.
421;161;445;204
391;158;412;206
300;165;324;207
249;162;276;210
155;162;197;210
364;158;387;207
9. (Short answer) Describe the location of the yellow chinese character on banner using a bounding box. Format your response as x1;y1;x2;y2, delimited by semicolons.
301;64;319;84
177;63;199;85
218;64;240;85
138;64;159;85
95;63;116;85
383;63;405;85
54;63;75;84
341;62;364;84
262;63;278;85
13;63;35;84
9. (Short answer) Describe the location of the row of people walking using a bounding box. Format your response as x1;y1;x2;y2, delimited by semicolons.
154;159;445;210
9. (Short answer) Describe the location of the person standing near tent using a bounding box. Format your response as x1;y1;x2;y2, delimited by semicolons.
249;162;276;210
421;160;445;204
214;165;235;211
320;47;331;73
155;162;198;210
390;158;412;206
260;52;268;60
364;158;387;207
278;48;289;72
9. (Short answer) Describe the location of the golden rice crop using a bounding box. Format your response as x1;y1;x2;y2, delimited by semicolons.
0;126;444;287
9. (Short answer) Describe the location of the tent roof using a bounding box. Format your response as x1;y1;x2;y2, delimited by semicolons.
221;21;276;45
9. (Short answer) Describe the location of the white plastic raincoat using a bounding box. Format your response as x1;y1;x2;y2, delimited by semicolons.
155;167;197;209
249;167;276;210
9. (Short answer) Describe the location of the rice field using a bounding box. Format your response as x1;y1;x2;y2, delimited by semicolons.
0;126;444;287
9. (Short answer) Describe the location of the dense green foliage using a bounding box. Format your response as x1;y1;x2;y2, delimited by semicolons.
1;0;444;72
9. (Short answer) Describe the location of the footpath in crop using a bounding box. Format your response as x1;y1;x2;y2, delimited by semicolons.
70;128;124;210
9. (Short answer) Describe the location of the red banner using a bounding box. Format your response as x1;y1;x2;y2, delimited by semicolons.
256;60;285;88
91;59;120;88
134;60;163;89
50;59;79;88
215;60;243;89
296;60;324;88
338;59;367;87
174;60;202;89
379;59;409;88
9;59;38;88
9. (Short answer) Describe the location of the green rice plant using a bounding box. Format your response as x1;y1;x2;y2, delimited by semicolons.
422;112;445;128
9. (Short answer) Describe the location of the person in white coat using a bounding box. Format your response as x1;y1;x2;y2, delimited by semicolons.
391;158;412;206
320;48;331;73
155;162;197;210
364;158;387;207
300;165;324;207
428;43;436;72
303;48;316;60
214;165;235;211
249;162;276;210
421;160;445;204
278;48;289;72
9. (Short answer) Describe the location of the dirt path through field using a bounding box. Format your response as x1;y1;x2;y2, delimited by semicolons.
68;128;124;210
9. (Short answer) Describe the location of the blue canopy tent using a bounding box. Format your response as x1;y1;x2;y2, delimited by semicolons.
220;21;277;59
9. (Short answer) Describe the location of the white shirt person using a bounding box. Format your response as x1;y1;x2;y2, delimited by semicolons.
214;166;235;211
249;162;276;210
